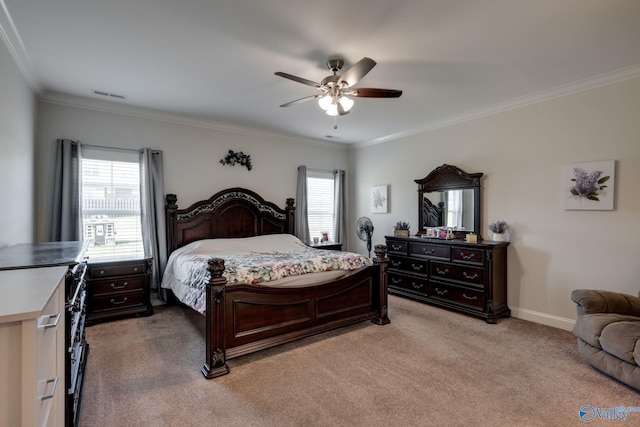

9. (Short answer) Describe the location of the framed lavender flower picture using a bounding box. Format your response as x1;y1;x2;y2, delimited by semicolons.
564;160;615;210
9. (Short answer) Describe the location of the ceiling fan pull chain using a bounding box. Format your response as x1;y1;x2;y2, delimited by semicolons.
333;115;338;130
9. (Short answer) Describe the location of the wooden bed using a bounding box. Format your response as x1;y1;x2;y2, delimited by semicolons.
165;187;390;378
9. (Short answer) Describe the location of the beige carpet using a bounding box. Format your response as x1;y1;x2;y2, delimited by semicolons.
81;296;638;427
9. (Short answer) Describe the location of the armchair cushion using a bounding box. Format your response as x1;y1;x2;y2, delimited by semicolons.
599;321;640;365
571;289;640;317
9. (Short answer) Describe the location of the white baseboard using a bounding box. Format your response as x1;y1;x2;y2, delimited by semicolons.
510;306;575;331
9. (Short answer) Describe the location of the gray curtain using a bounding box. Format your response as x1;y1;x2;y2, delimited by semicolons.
333;169;346;245
140;149;167;300
49;139;81;241
295;165;310;244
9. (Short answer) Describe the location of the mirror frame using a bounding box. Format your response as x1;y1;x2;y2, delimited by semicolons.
415;164;483;239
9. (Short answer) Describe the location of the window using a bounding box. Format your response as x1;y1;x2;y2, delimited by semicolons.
80;147;144;260
306;170;336;243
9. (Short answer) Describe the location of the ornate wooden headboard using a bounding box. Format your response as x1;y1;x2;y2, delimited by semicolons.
165;187;295;253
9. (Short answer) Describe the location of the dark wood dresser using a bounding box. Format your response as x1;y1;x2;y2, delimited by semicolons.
86;257;153;324
0;241;89;427
385;236;510;323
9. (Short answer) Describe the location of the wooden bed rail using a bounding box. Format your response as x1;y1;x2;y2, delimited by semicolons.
202;245;390;379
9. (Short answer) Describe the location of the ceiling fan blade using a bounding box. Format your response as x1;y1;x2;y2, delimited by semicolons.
279;94;321;107
337;102;350;116
275;72;322;89
348;88;403;98
337;57;376;87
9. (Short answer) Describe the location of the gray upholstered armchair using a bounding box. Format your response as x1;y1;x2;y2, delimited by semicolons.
571;289;640;391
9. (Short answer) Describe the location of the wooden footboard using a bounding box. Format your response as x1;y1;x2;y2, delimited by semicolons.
202;245;389;379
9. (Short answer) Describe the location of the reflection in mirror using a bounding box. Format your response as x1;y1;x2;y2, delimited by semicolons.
424;189;475;230
415;164;483;239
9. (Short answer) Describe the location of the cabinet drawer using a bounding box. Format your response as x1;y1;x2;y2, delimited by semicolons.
388;257;427;275
91;291;145;312
91;276;145;296
89;262;147;278
387;240;408;255
388;272;428;294
410;243;450;260
430;262;484;286
452;247;485;266
430;282;485;310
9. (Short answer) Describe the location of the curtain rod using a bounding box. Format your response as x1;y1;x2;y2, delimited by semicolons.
81;143;140;153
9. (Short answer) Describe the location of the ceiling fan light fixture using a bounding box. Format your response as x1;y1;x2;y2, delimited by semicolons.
339;96;354;112
325;103;339;116
318;94;333;111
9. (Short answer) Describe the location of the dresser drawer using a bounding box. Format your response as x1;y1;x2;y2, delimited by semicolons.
388;256;427;275
430;282;485;310
91;276;145;296
452;247;485;266
387;240;409;255
410;243;450;260
388;272;428;294
91;291;145;312
89;261;147;278
430;261;484;286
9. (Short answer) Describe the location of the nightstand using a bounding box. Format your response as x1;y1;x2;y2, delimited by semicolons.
310;242;343;251
86;257;153;324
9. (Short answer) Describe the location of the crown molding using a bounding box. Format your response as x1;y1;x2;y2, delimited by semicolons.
355;64;640;149
0;0;39;92
39;92;348;151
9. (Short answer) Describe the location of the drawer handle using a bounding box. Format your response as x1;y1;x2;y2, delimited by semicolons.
133;267;139;272
99;270;105;275
391;260;401;267
460;252;476;260
40;377;58;401
411;282;423;290
435;267;449;275
39;313;61;329
110;297;128;305
421;248;435;255
391;278;402;285
462;272;479;280
110;282;128;290
434;288;448;296
411;264;424;271
463;293;478;301
391;244;402;251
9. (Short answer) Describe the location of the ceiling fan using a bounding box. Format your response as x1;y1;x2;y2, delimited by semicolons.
275;57;402;123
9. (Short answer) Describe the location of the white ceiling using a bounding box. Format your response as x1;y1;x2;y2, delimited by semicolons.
2;0;640;145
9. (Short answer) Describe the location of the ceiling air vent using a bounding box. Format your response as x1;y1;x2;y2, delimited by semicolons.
92;89;126;100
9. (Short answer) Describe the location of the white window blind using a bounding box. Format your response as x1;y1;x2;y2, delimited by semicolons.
306;170;335;243
81;147;144;260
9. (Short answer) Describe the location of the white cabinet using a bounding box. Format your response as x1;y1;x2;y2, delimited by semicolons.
0;266;68;427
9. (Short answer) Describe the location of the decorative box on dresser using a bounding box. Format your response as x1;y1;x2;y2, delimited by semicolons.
0;241;89;427
385;236;510;323
86;257;153;324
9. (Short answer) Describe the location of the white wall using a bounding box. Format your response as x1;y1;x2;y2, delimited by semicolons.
35;102;349;242
350;77;640;329
0;40;36;245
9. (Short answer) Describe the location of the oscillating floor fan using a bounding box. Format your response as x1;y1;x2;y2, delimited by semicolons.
356;217;374;257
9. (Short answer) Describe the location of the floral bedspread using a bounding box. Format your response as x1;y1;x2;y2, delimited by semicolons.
161;235;373;314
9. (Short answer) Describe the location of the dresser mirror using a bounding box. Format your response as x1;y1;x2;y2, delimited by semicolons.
415;164;483;239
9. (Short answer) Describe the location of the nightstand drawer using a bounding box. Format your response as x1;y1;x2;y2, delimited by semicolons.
89;262;147;278
91;291;145;312
91;277;145;296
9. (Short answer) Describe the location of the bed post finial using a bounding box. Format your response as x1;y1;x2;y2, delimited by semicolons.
285;197;295;234
202;257;230;379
